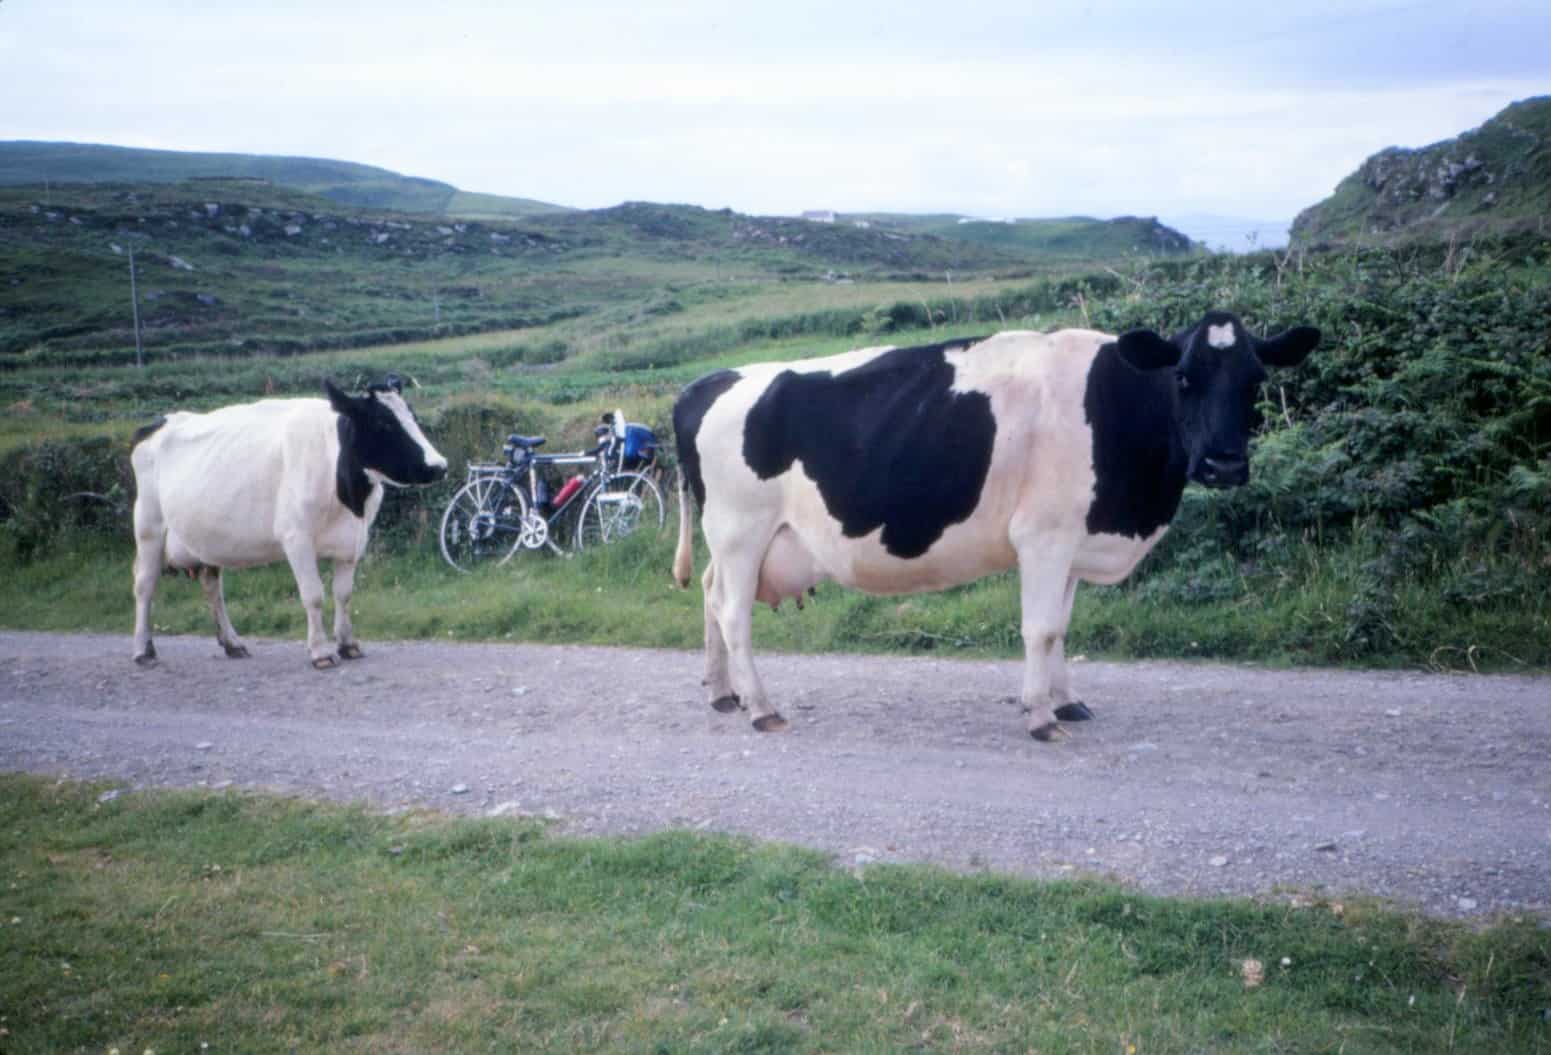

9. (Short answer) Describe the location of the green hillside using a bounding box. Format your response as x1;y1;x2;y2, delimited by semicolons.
1290;96;1551;246
1;230;1547;675
0;141;570;219
2;141;1201;260
0;182;1065;366
841;212;1196;255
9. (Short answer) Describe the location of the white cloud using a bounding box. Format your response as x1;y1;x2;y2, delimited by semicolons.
3;1;1548;219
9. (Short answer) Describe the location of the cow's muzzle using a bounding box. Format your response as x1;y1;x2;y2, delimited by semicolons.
1194;455;1248;489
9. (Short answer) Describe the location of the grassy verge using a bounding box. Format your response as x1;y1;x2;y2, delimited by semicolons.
3;526;1546;672
3;775;1547;1054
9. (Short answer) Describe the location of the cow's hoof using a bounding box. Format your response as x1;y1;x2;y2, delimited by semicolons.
1029;721;1069;742
338;643;364;661
752;713;790;733
311;655;339;671
1054;701;1094;722
710;694;742;713
133;652;158;668
223;643;251;659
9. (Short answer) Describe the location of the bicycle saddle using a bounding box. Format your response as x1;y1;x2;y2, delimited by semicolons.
506;434;546;449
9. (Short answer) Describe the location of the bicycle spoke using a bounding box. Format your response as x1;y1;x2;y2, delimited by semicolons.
439;476;528;571
575;472;665;551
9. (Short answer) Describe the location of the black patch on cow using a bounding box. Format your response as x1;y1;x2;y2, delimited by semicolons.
673;369;742;509
741;338;996;559
130;416;167;449
334;416;374;519
1083;341;1189;539
325;378;443;492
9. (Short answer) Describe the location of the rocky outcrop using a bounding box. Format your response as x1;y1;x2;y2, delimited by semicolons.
1291;96;1549;246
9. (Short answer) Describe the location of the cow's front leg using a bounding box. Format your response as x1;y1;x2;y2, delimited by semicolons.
700;562;739;713
1016;555;1075;741
198;566;250;658
1049;575;1093;722
332;559;363;660
281;536;336;668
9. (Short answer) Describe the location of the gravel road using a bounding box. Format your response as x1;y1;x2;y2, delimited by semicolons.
3;630;1547;919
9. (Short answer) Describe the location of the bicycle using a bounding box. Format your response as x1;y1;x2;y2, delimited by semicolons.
438;414;665;572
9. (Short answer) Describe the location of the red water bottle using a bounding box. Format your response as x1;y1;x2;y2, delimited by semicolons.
553;474;584;509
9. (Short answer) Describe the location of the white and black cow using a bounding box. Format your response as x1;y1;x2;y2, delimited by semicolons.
672;312;1318;739
130;375;447;669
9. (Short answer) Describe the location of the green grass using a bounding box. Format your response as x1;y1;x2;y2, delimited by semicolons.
1;178;1081;368
4;521;1546;673
3;774;1547;1054
3;218;1549;672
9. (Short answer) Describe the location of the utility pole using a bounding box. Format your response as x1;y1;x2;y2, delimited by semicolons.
128;247;144;369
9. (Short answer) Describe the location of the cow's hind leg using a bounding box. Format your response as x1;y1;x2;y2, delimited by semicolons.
700;562;739;712
198;566;250;658
131;494;165;666
332;559;363;660
280;536;337;669
1049;576;1093;722
1015;550;1075;741
705;535;785;732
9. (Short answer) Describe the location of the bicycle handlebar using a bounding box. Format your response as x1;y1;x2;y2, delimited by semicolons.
499;423;623;470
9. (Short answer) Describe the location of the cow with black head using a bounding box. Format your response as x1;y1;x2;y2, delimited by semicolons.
673;311;1318;740
131;374;446;669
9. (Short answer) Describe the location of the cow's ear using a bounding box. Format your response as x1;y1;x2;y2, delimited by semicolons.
1114;329;1181;372
323;378;357;416
1255;326;1320;368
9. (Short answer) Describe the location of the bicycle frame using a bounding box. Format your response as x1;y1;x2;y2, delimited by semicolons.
462;440;617;554
441;421;663;570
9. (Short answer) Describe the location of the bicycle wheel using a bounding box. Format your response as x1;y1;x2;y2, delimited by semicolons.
439;476;529;571
574;472;666;551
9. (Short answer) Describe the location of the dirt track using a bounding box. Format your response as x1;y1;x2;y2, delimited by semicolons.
3;630;1547;919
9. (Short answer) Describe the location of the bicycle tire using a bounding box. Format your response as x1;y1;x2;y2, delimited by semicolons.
439;476;529;571
573;472;666;551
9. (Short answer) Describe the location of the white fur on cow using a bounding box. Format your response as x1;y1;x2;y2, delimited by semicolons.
672;312;1318;740
130;376;446;669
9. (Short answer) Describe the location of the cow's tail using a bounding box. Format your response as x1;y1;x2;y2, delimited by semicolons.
130;416;167;450
672;468;695;588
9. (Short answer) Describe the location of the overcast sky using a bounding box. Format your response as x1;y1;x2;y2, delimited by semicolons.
3;1;1547;222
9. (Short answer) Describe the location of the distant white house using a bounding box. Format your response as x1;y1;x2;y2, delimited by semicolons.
800;210;837;223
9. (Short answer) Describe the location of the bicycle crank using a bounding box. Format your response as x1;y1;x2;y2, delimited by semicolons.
518;512;550;550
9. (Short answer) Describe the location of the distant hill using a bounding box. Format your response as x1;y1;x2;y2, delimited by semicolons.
1290;96;1551;247
836;212;1196;256
567;201;1049;275
2;141;1202;259
0;183;1058;365
0;143;1209;366
0;141;570;219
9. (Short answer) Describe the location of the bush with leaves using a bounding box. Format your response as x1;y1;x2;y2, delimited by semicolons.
1079;236;1551;659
